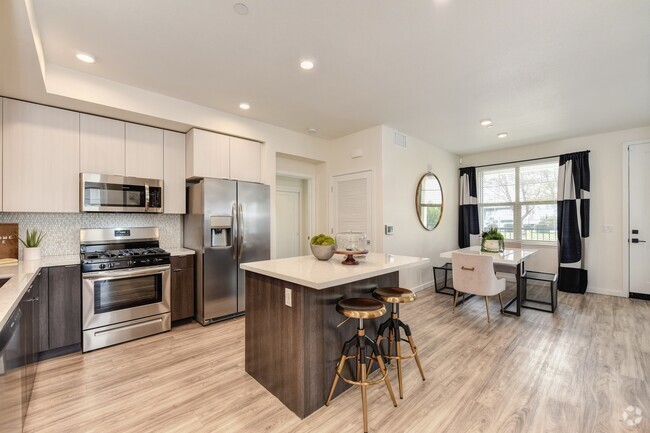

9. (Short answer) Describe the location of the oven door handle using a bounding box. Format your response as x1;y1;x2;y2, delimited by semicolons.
83;265;170;280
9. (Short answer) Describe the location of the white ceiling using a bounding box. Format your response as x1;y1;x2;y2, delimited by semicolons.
5;0;650;154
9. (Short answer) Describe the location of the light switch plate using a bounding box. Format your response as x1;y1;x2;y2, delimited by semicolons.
385;225;394;235
285;288;292;307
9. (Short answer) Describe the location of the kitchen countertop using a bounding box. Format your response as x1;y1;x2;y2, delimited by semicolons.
167;248;196;256
240;252;430;290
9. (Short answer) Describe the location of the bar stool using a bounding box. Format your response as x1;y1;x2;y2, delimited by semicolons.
326;297;397;433
371;287;425;399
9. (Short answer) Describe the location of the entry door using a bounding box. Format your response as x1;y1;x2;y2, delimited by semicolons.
629;142;650;296
331;171;372;250
276;188;301;258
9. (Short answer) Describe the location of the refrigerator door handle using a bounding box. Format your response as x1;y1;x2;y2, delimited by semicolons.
238;203;244;259
232;202;238;260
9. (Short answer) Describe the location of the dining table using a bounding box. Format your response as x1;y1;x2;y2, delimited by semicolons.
439;246;538;316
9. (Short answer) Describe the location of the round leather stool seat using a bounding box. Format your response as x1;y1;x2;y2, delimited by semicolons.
336;298;386;319
373;287;416;304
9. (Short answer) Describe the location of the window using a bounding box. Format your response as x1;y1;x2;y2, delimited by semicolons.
477;159;558;242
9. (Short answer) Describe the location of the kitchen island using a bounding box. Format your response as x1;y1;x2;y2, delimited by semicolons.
241;253;429;418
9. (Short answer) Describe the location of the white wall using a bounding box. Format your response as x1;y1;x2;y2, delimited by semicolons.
462;125;650;297
381;126;460;291
329;126;384;251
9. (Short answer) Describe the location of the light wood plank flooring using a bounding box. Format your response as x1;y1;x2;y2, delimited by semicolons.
25;286;650;433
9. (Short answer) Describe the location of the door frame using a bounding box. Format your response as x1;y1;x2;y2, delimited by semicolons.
276;170;315;253
276;185;303;257
622;138;650;298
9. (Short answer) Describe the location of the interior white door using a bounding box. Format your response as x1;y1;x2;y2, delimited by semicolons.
331;171;372;250
629;142;650;296
276;189;301;259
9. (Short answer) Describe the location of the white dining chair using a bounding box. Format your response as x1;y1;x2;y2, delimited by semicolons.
451;252;506;323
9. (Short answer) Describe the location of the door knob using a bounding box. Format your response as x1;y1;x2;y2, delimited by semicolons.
631;238;646;243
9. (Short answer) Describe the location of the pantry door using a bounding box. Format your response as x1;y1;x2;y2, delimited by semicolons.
629;142;650;297
331;171;372;250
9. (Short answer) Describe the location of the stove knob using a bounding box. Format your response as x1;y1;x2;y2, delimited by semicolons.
99;264;106;270
109;263;115;268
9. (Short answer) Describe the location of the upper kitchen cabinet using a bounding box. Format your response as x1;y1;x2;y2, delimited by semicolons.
164;130;186;214
230;136;261;183
3;99;80;212
186;128;230;179
125;123;164;180
80;114;125;176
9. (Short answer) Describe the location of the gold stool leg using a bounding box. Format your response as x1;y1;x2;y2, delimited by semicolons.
326;354;347;406
367;335;382;372
462;292;465;304
361;362;368;433
485;296;491;323
407;335;426;381
395;335;404;399
452;290;459;313
498;293;504;313
388;329;394;359
356;347;362;381
375;351;398;407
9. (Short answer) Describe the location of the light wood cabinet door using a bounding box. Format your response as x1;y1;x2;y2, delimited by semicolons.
163;130;186;214
80;114;125;175
185;128;229;179
2;99;80;212
125;123;164;179
230;136;261;183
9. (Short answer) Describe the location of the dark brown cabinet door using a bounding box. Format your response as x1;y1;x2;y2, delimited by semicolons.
171;256;195;321
48;265;81;350
37;268;49;353
20;276;39;422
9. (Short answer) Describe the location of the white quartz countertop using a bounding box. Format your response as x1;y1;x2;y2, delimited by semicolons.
167;248;196;256
240;253;430;290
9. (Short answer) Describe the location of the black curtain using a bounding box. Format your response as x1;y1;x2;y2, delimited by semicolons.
557;151;590;293
458;167;479;248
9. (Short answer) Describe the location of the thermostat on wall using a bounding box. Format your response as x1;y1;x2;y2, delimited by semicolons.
385;225;394;235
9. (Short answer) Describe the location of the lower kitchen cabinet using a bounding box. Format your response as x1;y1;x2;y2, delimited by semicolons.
171;255;195;322
47;265;81;351
20;271;42;424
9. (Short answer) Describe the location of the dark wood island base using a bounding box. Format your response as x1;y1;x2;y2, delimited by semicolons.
244;270;399;419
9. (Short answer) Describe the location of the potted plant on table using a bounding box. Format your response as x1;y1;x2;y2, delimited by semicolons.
20;229;45;261
481;227;505;253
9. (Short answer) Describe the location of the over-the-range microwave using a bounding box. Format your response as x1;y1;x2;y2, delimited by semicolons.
80;173;163;213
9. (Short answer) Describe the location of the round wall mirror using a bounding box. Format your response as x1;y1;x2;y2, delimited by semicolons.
416;173;444;230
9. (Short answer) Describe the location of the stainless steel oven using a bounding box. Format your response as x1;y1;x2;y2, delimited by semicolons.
82;265;171;352
80;173;163;213
80;227;172;352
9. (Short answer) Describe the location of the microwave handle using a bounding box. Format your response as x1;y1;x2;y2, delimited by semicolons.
145;184;150;212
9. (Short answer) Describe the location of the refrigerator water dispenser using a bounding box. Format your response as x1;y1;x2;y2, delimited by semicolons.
210;216;231;247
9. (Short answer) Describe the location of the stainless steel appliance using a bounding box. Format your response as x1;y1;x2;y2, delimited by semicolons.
184;178;270;325
0;308;23;433
80;173;163;213
80;227;171;352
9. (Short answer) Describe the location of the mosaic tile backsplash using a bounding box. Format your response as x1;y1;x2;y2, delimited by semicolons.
0;213;183;259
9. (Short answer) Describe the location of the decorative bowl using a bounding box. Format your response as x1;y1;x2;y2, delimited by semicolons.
310;244;336;261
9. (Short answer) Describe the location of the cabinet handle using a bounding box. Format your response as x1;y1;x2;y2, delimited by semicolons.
172;269;182;273
24;297;39;302
64;265;78;268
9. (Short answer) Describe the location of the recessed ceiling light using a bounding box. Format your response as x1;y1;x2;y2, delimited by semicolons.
300;60;315;70
480;119;493;127
76;52;95;64
497;132;508;139
239;102;250;110
233;3;249;15
307;128;317;134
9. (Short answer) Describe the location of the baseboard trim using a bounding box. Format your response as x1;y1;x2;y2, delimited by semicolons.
586;287;628;298
411;281;434;293
629;292;650;300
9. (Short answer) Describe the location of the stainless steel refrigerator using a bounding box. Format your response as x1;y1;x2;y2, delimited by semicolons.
184;178;270;325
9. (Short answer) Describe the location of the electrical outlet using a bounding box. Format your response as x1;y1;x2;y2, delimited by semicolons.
285;288;292;307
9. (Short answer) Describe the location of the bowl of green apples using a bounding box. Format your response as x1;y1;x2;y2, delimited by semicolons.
310;234;336;261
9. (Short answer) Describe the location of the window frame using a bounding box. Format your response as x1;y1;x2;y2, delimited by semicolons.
476;158;559;245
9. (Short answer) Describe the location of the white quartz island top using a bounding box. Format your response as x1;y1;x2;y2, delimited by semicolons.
241;253;430;290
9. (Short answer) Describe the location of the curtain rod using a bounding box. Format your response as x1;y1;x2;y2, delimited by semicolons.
468;150;590;169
